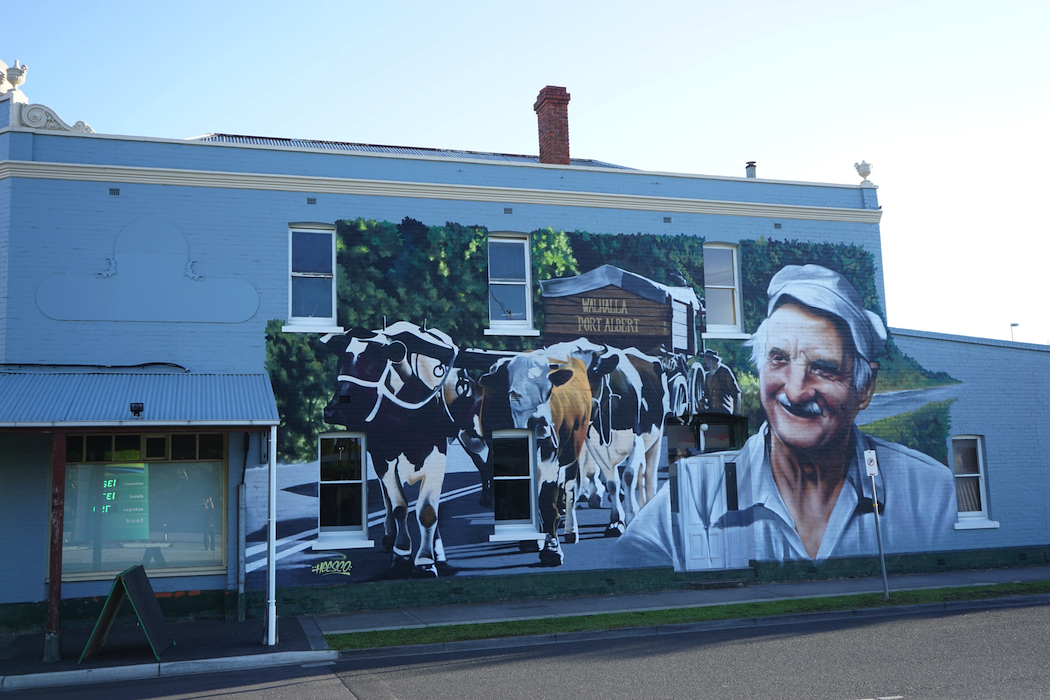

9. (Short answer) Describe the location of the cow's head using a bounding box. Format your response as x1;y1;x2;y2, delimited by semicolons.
323;328;408;428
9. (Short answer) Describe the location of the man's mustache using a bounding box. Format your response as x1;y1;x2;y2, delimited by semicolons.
776;393;822;417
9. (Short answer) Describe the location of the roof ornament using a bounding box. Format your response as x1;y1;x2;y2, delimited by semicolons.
1;59;27;93
1;58;95;133
22;104;95;133
854;160;873;187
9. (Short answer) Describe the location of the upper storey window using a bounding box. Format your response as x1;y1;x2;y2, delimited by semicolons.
487;235;537;335
703;244;743;336
285;226;341;333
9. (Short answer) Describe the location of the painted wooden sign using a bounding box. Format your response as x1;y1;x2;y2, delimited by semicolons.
543;285;671;347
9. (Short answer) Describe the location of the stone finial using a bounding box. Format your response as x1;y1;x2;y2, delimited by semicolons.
854;160;873;185
3;59;27;92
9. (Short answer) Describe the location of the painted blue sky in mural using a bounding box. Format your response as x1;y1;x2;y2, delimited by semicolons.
6;1;1048;344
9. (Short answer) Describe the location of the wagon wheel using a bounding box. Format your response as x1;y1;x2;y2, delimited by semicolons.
689;363;705;415
673;383;688;419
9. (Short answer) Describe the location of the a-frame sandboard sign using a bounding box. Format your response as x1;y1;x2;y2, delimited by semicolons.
79;564;174;663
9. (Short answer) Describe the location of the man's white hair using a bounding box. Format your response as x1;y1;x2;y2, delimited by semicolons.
746;312;874;393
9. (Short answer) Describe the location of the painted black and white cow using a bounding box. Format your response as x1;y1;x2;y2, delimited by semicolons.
322;322;480;577
477;349;592;566
557;342;670;539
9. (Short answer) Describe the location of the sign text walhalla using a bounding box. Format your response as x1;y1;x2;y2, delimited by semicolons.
578;297;640;333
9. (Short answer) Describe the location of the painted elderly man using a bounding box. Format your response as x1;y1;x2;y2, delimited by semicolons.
617;264;957;566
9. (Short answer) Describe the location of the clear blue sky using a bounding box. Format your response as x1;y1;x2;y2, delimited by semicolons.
6;1;1048;343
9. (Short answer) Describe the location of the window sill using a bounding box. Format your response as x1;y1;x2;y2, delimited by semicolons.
312;532;374;550
489;524;544;543
485;328;540;337
282;323;344;334
954;518;1000;530
702;331;752;340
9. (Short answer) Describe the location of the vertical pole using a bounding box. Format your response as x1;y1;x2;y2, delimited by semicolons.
44;431;67;662
872;474;890;601
237;482;246;622
266;425;278;645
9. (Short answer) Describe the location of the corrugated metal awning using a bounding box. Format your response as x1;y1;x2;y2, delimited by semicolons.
0;373;280;427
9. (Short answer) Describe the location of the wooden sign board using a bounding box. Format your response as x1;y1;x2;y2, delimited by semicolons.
79;564;173;663
543;286;671;350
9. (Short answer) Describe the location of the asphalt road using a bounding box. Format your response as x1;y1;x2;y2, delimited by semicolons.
10;604;1050;699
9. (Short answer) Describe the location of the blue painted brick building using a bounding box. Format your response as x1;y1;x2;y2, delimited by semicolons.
1;64;1047;639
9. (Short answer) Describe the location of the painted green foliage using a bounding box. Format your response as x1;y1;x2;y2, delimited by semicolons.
264;319;336;463
267;219;579;462
567;231;706;291
336;217;578;351
265;223;957;463
860;400;955;466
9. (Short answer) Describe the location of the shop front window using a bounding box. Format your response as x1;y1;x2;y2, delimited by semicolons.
62;433;226;579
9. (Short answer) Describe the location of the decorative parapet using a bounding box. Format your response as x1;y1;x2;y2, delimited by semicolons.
1;57;95;133
20;103;95;133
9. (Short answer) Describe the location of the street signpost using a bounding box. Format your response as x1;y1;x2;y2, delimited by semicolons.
864;449;890;600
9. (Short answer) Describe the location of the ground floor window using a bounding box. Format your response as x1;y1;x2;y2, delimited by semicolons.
489;431;542;543
952;435;997;528
314;433;373;550
61;433;226;579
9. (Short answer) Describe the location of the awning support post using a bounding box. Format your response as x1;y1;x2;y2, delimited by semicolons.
265;425;278;645
44;430;66;662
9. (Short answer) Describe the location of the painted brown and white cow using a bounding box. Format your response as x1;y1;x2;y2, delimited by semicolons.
558;343;670;540
477;349;592;566
322;322;480;578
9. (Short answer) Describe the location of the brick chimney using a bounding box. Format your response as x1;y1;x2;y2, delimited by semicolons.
534;86;571;165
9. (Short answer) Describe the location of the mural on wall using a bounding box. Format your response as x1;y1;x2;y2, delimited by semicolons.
252;219;960;587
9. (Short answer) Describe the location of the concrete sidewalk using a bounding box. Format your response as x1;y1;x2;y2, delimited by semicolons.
3;565;1049;691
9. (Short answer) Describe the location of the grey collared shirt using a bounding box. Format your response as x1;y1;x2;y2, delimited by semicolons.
616;424;958;568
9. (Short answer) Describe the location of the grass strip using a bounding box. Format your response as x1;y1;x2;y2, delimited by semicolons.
326;580;1050;650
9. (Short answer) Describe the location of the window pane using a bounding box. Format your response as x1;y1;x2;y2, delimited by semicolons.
704;423;733;451
292;277;333;318
320;437;364;482
292;232;333;274
665;425;697;451
199;434;224;460
489;241;527;281
953;439;980;475
489;284;528;322
62;461;224;575
66;435;84;463
171;434;197;461
114;435;141;461
494;480;532;521
145;436;167;460
493;437;530;477
319;483;363;527
956;476;982;512
704;247;735;286
705;288;737;326
85;435;111;462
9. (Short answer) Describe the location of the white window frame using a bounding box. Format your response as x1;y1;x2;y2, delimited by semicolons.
951;435;999;530
313;432;374;550
485;233;539;337
701;243;748;339
283;224;343;333
488;430;544;543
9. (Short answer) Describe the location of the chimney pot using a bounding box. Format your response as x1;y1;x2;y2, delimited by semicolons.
534;86;571;165
746;161;757;178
